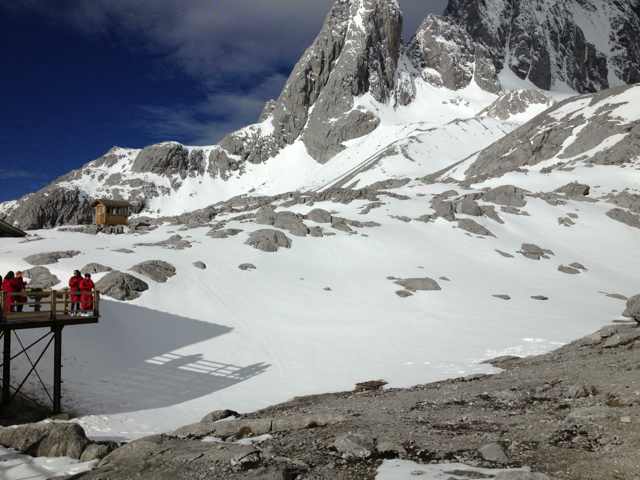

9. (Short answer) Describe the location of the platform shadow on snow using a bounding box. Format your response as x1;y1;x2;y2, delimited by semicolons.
12;300;269;415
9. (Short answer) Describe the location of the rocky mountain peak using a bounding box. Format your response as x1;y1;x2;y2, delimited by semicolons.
444;0;640;92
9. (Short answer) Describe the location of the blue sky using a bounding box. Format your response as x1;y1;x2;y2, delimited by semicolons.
0;0;446;202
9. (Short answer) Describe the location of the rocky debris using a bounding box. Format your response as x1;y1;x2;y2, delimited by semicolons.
623;295;640;323
192;261;207;270
331;217;353;233
501;206;529;216
255;205;277;225
354;380;387;393
135;234;192;250
495;249;514;258
246;229;292;252
394;277;441;292
558;265;581;275
305;208;333;224
457;218;495;237
333;433;375;460
493;294;511;301
482;186;528;208
23;266;60;289
390;215;412;223
274;211;309;237
607;192;640;214
396;290;413;298
200;409;239;424
607;208;640;229
366;178;411;190
238;263;257;271
130;260;176;283
518;243;554;260
566;384;598;399
112;248;135;254
531;295;549;301
131;143;201;179
558;216;575;227
555;182;591;197
207;228;243;239
309;226;324;237
431;195;456;220
81;263;113;275
454;196;483;216
95;271;149;301
478;442;509;464
480;89;553;120
24;250;81;266
0;422;114;461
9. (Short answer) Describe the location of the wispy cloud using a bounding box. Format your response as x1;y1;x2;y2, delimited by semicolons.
0;169;47;180
1;0;447;143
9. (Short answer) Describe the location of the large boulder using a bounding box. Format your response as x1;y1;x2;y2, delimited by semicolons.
23;266;60;289
555;182;590;197
246;229;292;252
274;212;309;237
95;271;149;301
305;208;333;224
623;295;640;322
130;260;177;283
395;277;442;292
0;422;89;459
482;186;528;208
255;206;277;226
519;243;554;260
24;250;81;266
457;218;495;237
607;208;640;229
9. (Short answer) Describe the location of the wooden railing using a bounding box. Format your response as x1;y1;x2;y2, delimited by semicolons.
0;289;100;322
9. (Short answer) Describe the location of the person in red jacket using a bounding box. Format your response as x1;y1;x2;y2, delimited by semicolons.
14;271;27;313
79;273;95;314
2;271;16;314
69;270;82;316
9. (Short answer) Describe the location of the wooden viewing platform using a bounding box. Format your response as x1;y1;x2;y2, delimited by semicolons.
0;289;100;413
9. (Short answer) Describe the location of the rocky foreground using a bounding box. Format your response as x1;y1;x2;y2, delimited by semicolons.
0;314;638;479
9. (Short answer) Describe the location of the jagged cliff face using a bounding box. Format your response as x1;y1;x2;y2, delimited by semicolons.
444;0;640;92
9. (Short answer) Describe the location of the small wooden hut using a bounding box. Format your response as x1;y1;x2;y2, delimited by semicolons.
0;218;27;238
92;199;131;226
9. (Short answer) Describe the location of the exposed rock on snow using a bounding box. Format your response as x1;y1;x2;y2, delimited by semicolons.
305;208;333;224
23;266;60;289
395;290;413;298
606;208;640;229
81;263;113;275
607;192;640;214
273;212;309;237
457;218;495;237
555;182;591;198
623;295;640;323
558;265;581;275
481;90;553;121
130;260;177;283
495;249;514;258
493;294;511;301
482;186;528;208
135;234;193;250
531;295;550;301
255;206;277;225
192;261;207;270
112;248;135;254
24;250;81;266
394;277;441;292
246;229;292;252
95;271;149;301
518;244;554;260
239;263;257;271
207;228;243;239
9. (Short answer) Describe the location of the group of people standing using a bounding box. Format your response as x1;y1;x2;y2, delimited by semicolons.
0;270;95;316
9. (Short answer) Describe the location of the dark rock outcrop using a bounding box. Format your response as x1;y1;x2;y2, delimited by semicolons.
95;271;149;301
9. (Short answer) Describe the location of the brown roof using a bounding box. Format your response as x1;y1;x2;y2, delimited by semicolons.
91;199;132;208
0;218;27;237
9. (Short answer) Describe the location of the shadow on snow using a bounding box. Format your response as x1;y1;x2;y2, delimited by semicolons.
12;300;269;415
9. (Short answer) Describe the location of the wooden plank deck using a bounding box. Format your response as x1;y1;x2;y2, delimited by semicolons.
1;312;99;330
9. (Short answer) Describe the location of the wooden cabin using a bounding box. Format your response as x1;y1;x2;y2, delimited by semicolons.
92;199;131;226
0;218;27;238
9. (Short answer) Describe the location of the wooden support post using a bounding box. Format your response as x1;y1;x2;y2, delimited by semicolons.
52;326;63;414
2;329;10;406
50;290;57;321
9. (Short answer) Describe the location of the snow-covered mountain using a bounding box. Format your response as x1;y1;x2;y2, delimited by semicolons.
1;0;640;443
2;0;639;228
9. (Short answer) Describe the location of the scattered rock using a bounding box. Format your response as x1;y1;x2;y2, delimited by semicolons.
478;442;509;464
207;228;243;239
519;243;554;260
493;294;511;300
354;380;387;393
95;271;149;301
455;197;483;216
482;185;528;207
200;409;239;424
23;266;60;289
135;234;192;250
391;215;412;223
394;278;441;292
331;217;353;233
239;263;257;271
309;226;324;237
230;450;262;471
555;182;590;197
558;265;581;275
112;248;135;254
131;260;177;283
495;249;514;258
531;295;549;301
607;208;640;229
558;216;575;227
457;218;495;237
305;208;332;224
81;263;113;275
246;229;292;252
274;211;309;237
193;261;207;270
570;262;587;270
333;433;375;460
566;384;597;399
24;250;81;266
396;290;413;298
623;294;640;323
